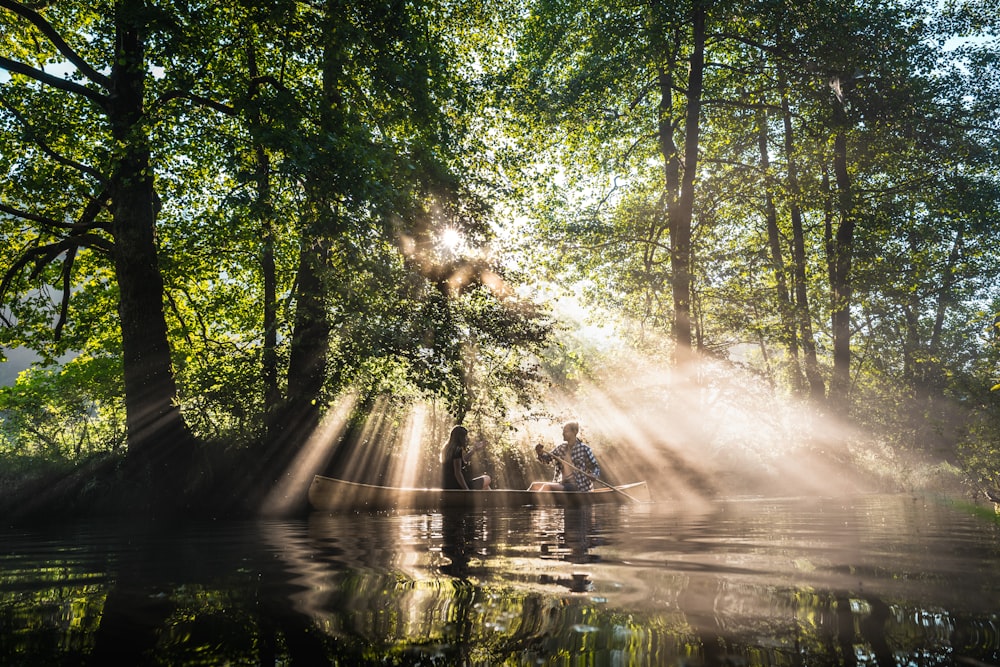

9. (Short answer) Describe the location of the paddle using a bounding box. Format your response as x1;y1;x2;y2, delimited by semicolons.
536;444;644;504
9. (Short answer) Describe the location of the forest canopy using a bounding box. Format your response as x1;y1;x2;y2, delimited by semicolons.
0;0;998;518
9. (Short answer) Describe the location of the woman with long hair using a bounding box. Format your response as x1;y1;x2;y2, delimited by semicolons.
441;425;491;490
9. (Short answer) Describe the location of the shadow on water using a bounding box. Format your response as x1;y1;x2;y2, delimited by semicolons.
1;494;1000;665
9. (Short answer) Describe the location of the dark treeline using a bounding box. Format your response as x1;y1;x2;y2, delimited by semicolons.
0;0;997;519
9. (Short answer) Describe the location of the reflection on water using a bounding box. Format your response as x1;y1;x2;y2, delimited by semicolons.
2;495;1000;665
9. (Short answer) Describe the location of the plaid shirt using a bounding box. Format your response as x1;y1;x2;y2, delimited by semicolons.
540;439;600;491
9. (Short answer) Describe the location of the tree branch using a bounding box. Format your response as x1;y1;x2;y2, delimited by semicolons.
0;196;110;233
54;246;75;339
71;232;115;254
0;56;108;107
0;200;59;226
0;243;43;319
0;233;113;329
249;74;290;95
151;74;292;118
153;89;237;116
563;235;671;255
0;0;113;89
34;136;108;185
74;191;113;233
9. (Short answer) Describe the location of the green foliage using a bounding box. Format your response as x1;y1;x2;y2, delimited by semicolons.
0;354;125;457
0;0;998;500
956;307;1000;488
959;404;1000;489
497;0;1000;491
0;0;553;460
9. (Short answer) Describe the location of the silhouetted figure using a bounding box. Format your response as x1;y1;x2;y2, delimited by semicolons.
441;425;491;490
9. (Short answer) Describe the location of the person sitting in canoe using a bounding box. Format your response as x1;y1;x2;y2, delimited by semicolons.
529;421;601;492
441;425;492;490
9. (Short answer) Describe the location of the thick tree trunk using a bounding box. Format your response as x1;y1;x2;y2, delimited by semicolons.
657;61;681;337
259;143;280;438
281;0;344;442
246;38;281;439
285;226;331;438
109;0;194;497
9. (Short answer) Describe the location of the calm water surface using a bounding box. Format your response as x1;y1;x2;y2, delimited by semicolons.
1;494;999;665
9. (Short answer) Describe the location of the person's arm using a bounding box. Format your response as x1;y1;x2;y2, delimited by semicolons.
585;446;600;478
551;443;571;480
467;439;486;462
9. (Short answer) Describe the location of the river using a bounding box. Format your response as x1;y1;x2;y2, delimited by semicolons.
2;494;998;665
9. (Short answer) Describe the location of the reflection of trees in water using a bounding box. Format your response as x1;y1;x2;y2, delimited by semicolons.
5;503;1000;665
81;522;350;664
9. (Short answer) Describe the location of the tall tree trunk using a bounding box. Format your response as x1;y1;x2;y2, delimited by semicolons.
901;234;921;390
285;219;331;439
656;59;681;340
827;119;855;410
257;142;280;435
655;3;705;366
906;220;965;403
283;0;344;442
245;36;281;440
757;106;802;392
109;0;194;495
927;220;965;387
781;88;825;401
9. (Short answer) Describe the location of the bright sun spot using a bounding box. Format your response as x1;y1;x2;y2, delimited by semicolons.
440;227;463;252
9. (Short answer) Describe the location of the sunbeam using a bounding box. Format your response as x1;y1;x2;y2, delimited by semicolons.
336;395;394;484
268;305;880;516
387;402;429;489
261;390;358;516
509;313;879;506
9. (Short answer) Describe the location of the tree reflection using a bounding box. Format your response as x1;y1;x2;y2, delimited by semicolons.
3;498;1000;665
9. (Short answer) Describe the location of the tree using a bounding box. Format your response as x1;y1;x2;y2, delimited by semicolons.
507;0;716;367
506;0;998;413
0;1;195;495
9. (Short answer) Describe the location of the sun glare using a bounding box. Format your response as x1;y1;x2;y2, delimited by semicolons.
439;227;463;252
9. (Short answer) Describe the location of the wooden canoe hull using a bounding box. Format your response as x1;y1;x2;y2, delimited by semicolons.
307;475;650;512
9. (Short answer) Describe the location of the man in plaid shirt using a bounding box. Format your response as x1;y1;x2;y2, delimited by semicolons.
532;422;601;491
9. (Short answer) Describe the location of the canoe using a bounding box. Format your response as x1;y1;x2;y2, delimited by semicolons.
308;474;651;512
